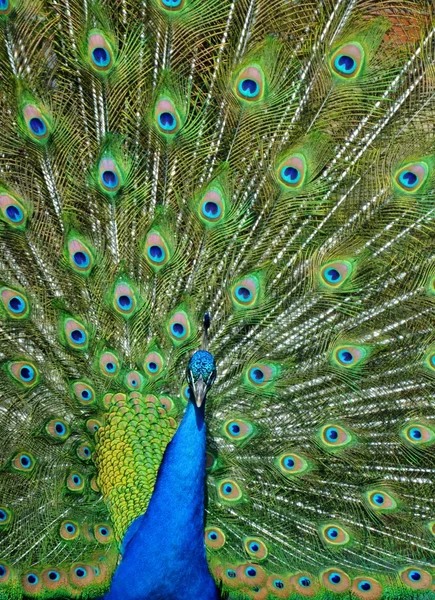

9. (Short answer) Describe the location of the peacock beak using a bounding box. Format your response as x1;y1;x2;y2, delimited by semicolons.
194;377;207;408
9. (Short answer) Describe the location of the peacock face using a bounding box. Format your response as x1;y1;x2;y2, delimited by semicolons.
186;350;217;407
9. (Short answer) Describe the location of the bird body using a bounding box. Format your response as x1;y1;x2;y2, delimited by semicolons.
1;1;435;599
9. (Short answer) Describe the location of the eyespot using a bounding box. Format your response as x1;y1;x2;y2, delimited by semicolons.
94;523;113;544
320;523;350;546
181;383;192;404
8;360;39;387
266;575;288;598
394;162;428;194
198;188;226;226
292;573;318;596
235;66;264;102
144;230;172;270
322;569;350;592
400;568;432;590
67;472;85;492
45;419;70;441
353;577;383;599
231;275;261;309
0;287;29;319
0;563;11;582
159;396;175;413
144;351;165;377
167;311;192;345
217;479;243;503
204;527;226;549
86;418;103;435
222;565;240;588
67;238;94;275
155;98;182;135
244;538;268;560
0;0;12;16
424;349;435;372
277;154;307;189
245;363;278;390
237;563;266;586
125;370;144;391
113;283;137;318
365;489;397;512
332;344;368;368
402;423;435;446
12;452;36;472
72;381;96;406
330;43;364;79
276;452;309;475
23;104;50;143
23;571;42;594
98;157;123;195
63;318;88;350
60;520;79;540
99;352;120;377
319;261;352;289
223;418;255;444
42;567;67;589
0;192;28;228
77;442;93;461
70;564;95;587
0;507;12;527
88;30;115;74
159;0;185;12
319;424;352;449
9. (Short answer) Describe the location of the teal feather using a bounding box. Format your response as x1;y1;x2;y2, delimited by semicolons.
0;1;435;599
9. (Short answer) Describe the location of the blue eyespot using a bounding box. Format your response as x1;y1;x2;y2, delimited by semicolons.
27;573;39;585
0;510;6;521
48;570;60;581
75;567;87;578
202;201;221;219
327;527;338;540
99;527;109;536
409;570;421;582
273;580;284;589
238;78;260;98
324;268;341;283
102;170;118;188
358;581;372;592
245;567;257;578
8;296;24;313
92;47;110;66
281;166;301;184
70;329;86;344
55;422;66;435
338;349;353;364
226;569;236;579
20;454;31;468
148;245;165;262
83;446;91;456
229;422;241;435
117;295;132;309
399;171;418;189
299;577;311;587
0;565;6;577
326;427;339;442
284;457;295;469
72;475;82;486
208;531;218;541
162;0;181;6
373;494;384;506
410;427;422;440
73;251;90;267
81;389;91;400
148;361;158;372
94;567;100;576
171;323;185;338
158;112;176;131
334;54;356;74
235;286;252;302
20;366;34;381
329;573;341;585
66;523;76;534
29;117;46;136
223;484;233;495
105;362;115;373
249;367;264;383
6;205;23;222
0;0;9;11
249;542;259;553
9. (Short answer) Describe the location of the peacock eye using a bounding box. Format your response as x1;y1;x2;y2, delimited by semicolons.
235;66;264;102
330;43;364;79
394;162;428;193
334;54;356;74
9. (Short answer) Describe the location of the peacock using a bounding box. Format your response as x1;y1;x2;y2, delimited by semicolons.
1;0;435;598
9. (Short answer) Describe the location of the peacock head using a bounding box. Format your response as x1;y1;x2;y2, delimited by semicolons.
186;350;217;408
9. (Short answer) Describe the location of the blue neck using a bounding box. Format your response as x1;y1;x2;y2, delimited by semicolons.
105;402;219;600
